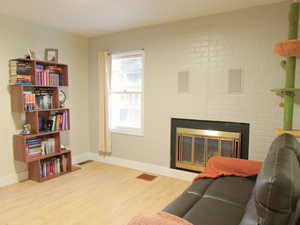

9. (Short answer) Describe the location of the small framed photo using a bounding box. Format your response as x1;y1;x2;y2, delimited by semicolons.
45;48;58;62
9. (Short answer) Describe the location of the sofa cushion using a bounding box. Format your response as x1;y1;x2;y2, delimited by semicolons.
204;176;255;207
163;179;214;217
184;197;244;225
164;176;255;225
254;134;300;225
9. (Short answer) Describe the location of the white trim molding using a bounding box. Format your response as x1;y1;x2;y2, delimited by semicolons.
72;152;91;164
0;170;28;187
89;153;196;182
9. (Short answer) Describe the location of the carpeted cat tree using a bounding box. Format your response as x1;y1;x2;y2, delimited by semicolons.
273;0;300;136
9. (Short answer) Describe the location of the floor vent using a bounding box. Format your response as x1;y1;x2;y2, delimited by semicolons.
137;173;157;181
77;160;93;165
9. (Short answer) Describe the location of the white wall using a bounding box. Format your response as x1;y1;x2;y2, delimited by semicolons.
88;1;300;167
0;14;90;183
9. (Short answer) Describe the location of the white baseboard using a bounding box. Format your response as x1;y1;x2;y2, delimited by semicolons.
72;152;90;164
0;170;28;187
89;153;196;182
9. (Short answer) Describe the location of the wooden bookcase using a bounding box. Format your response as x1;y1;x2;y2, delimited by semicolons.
10;58;74;182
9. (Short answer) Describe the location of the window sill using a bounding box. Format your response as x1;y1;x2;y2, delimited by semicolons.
111;128;144;137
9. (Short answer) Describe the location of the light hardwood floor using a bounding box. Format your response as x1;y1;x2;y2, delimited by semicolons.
0;161;190;225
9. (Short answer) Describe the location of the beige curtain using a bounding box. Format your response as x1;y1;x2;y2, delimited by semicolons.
98;52;112;154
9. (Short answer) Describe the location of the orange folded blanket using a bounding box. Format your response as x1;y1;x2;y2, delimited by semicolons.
194;156;262;182
128;212;193;225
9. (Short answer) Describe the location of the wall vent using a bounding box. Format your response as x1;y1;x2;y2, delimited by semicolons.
178;71;190;94
137;173;157;181
228;69;243;94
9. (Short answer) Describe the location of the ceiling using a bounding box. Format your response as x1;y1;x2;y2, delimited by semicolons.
0;0;285;37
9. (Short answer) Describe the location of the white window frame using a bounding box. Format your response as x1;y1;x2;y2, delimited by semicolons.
109;50;144;136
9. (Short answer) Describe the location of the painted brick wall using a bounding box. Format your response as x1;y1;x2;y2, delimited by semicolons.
88;2;300;166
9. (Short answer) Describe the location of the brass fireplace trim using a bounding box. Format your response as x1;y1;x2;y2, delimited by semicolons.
176;161;205;172
176;128;241;139
176;128;241;172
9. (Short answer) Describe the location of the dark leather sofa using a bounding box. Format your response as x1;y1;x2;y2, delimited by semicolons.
163;134;300;225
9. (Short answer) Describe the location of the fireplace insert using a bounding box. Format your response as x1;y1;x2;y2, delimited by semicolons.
171;118;249;173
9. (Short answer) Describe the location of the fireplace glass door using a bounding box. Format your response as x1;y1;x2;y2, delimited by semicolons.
176;128;241;172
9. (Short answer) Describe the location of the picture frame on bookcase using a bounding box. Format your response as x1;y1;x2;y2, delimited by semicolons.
45;48;59;62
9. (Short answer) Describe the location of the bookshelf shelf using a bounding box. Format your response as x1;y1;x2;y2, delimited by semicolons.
10;58;75;182
25;108;70;134
13;58;68;67
27;150;71;163
39;171;71;182
15;131;60;138
14;132;61;163
11;84;68;87
28;151;72;182
9;58;68;86
10;85;60;113
35;108;69;112
21;108;69;114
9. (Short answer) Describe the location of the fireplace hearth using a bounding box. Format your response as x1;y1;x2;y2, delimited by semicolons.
171;118;249;173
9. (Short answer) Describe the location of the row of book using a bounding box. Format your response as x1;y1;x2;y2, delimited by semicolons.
9;60;33;85
36;65;63;86
38;111;69;132
23;92;36;111
50;111;69;131
23;89;54;111
40;155;68;177
26;138;56;158
26;138;42;158
10;75;32;85
9;61;65;86
36;93;53;110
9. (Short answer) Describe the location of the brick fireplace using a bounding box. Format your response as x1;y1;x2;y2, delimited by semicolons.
171;118;249;173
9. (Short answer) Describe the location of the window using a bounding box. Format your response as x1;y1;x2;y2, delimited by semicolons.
109;50;144;136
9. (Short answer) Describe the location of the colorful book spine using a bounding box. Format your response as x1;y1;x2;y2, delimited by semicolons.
23;92;36;111
49;111;69;131
40;155;68;177
26;138;56;158
41;138;56;155
26;138;42;157
35;65;62;86
9;60;33;85
35;94;53;110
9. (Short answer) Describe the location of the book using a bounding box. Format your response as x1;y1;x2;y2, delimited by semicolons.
23;91;36;111
41;111;69;132
24;88;54;111
62;155;67;172
40;156;66;177
26;137;56;158
35;65;63;86
9;60;33;85
26;138;42;143
41;138;56;155
10;75;32;79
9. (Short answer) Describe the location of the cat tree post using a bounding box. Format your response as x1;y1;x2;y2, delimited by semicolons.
284;1;299;130
273;1;300;131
